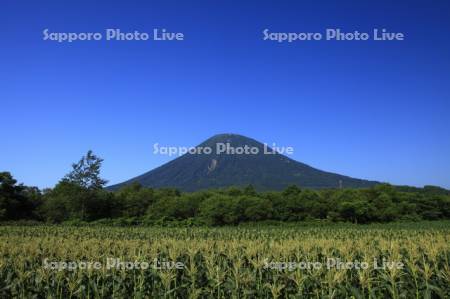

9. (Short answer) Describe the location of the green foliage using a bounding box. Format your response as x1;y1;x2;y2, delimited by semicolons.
63;150;108;189
0;172;41;220
40;181;114;222
0;223;449;298
116;182;154;217
199;195;239;225
2;163;450;225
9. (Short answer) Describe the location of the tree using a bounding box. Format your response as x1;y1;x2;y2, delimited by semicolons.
242;196;273;221
40;151;110;222
117;183;155;217
244;185;257;196
0;172;18;220
199;195;239;225
330;190;369;223
282;185;301;197
40;181;85;222
0;172;44;220
63;150;108;190
41;180;115;222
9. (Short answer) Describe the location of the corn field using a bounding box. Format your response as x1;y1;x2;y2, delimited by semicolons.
0;223;449;298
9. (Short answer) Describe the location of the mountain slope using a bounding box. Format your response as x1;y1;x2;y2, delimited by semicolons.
109;134;379;191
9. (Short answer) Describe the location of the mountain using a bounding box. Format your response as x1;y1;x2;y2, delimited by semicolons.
109;134;379;191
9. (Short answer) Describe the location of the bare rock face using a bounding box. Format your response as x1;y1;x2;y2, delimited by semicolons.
208;159;218;173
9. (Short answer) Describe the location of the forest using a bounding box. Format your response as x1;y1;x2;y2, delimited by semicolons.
1;151;449;226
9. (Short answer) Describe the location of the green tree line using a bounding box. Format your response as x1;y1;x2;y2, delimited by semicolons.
1;151;449;225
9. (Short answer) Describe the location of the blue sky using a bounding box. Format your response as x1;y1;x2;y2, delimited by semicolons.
1;0;449;189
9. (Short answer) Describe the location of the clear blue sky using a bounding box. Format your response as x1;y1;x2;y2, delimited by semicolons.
1;0;449;189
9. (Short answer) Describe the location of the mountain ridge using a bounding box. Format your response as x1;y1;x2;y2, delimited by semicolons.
109;134;380;191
